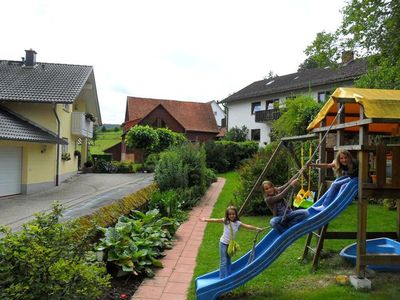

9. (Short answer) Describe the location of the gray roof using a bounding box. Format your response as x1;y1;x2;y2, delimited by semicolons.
0;60;93;103
0;105;67;144
221;59;368;103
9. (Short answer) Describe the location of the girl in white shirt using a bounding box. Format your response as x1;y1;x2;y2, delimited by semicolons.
200;206;261;278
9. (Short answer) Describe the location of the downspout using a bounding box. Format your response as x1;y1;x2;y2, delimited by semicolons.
52;103;60;186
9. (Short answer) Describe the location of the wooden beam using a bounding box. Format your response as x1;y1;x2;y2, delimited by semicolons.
362;254;400;265
322;231;398;239
281;133;318;142
312;118;374;133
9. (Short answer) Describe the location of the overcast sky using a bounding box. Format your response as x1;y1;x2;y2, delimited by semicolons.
1;0;346;124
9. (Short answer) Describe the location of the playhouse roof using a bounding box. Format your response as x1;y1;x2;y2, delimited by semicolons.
307;87;400;135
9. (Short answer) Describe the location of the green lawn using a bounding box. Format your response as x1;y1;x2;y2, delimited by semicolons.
189;172;400;300
89;130;122;155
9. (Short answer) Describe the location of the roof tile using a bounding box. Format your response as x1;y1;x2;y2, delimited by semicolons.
0;60;93;103
126;97;219;133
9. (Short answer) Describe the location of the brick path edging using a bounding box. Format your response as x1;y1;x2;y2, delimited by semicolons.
131;177;226;300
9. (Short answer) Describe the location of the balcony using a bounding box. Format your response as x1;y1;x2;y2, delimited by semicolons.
255;109;281;122
71;112;93;138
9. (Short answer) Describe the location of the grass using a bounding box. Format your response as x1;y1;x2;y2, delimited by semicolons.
89;130;122;155
188;172;400;300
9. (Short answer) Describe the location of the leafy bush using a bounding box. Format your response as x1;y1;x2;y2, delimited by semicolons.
224;125;249;142
155;150;188;191
273;95;322;138
93;159;118;173
96;209;179;277
143;153;160;173
205;141;259;172
111;160;140;173
204;141;229;173
0;203;110;300
235;142;293;215
204;168;217;186
148;189;186;221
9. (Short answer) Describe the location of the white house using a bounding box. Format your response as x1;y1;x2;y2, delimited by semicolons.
219;54;368;146
209;100;225;127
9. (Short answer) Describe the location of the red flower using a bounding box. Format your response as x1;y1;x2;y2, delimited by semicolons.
120;294;128;299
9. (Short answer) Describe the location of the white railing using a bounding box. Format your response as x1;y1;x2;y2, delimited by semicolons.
71;112;93;138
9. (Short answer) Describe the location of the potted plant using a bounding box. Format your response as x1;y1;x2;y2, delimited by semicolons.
61;152;71;161
85;113;96;122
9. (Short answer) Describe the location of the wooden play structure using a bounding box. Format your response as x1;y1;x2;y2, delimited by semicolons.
239;87;400;281
305;87;400;278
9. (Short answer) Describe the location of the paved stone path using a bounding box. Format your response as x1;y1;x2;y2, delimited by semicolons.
131;177;226;300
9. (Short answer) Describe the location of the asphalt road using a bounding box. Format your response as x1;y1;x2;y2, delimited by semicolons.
0;173;154;231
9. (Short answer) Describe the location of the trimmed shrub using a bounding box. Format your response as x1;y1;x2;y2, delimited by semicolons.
125;125;159;154
204;141;229;173
75;184;156;235
204;140;259;172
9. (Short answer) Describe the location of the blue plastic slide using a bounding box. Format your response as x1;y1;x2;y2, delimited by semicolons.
195;177;358;300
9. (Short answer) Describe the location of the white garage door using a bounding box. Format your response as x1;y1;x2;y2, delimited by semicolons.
0;147;22;197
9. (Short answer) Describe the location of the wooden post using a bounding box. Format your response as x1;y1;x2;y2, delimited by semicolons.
356;150;368;277
336;103;345;147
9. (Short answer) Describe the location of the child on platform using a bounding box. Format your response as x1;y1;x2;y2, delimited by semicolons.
200;206;261;278
309;149;358;210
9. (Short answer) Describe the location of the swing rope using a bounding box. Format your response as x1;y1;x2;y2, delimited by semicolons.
279;105;344;220
247;226;270;265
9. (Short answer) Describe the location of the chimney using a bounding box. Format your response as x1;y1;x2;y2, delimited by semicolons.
24;49;37;67
341;50;354;64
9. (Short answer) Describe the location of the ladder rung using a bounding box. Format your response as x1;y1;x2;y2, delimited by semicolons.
306;246;316;253
312;231;321;238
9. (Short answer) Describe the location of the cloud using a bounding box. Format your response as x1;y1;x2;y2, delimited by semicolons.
1;0;347;123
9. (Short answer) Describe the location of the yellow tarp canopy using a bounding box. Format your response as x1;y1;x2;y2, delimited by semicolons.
307;87;400;134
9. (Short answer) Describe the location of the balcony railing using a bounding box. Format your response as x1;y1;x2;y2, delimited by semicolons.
71;112;93;138
255;109;281;122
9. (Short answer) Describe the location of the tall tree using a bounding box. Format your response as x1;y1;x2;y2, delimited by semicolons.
299;0;400;89
298;31;340;71
341;0;400;89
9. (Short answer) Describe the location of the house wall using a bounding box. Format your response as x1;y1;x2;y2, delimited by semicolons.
227;100;270;146
141;106;185;132
225;81;357;146
0;140;57;193
210;101;225;127
1;102;85;193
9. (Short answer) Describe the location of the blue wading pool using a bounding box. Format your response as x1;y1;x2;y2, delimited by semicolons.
340;238;400;272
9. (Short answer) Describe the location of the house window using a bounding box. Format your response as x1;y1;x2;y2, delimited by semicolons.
266;99;279;110
251;129;260;141
62;138;69;154
151;118;167;128
317;91;331;103
251;102;261;115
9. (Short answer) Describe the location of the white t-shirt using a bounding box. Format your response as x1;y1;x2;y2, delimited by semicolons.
220;220;241;245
